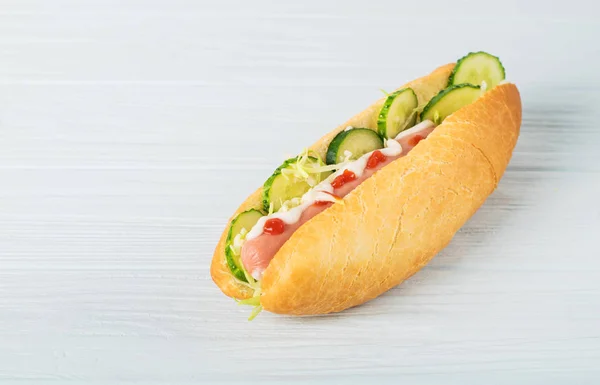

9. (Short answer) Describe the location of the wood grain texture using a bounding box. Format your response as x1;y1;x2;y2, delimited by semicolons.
1;0;599;383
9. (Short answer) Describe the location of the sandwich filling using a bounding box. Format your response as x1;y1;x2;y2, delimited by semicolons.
241;120;436;279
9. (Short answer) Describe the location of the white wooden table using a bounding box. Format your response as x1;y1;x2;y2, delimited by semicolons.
1;1;599;383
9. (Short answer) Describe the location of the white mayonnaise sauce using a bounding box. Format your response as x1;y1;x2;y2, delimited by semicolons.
245;120;435;241
393;120;434;141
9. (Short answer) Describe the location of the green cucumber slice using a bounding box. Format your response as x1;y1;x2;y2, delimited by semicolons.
326;128;384;165
448;51;505;90
377;88;418;138
225;209;264;282
421;84;481;124
262;156;331;212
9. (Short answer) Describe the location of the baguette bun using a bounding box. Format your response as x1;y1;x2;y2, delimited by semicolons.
210;63;522;315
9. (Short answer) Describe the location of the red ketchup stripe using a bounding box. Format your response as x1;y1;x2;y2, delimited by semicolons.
407;134;424;147
263;218;285;235
321;191;341;199
331;169;356;189
313;191;341;206
366;150;386;169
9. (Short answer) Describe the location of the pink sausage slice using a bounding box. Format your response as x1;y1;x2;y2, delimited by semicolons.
242;125;435;279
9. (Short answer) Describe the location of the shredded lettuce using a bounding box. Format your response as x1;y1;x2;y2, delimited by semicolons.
304;162;343;173
229;227;248;256
281;153;305;180
279;148;327;186
237;296;261;306
279;197;302;212
236;276;263;321
275;149;347;211
268;202;274;215
295;151;352;179
398;109;419;133
226;218;263;320
248;305;263;321
274;149;345;214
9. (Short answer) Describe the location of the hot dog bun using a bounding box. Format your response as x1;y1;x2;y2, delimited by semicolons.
210;63;522;315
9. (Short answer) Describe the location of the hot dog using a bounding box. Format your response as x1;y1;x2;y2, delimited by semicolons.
211;52;522;318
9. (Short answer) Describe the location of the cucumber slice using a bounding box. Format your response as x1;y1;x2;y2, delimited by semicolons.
377;88;418;138
421;84;481;124
448;51;505;90
262;156;331;212
225;209;264;282
326;128;384;165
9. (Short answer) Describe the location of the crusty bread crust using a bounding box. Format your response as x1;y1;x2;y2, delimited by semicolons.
210;63;522;314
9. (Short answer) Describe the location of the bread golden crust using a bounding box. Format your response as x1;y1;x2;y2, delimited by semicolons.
210;64;522;315
261;83;521;314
